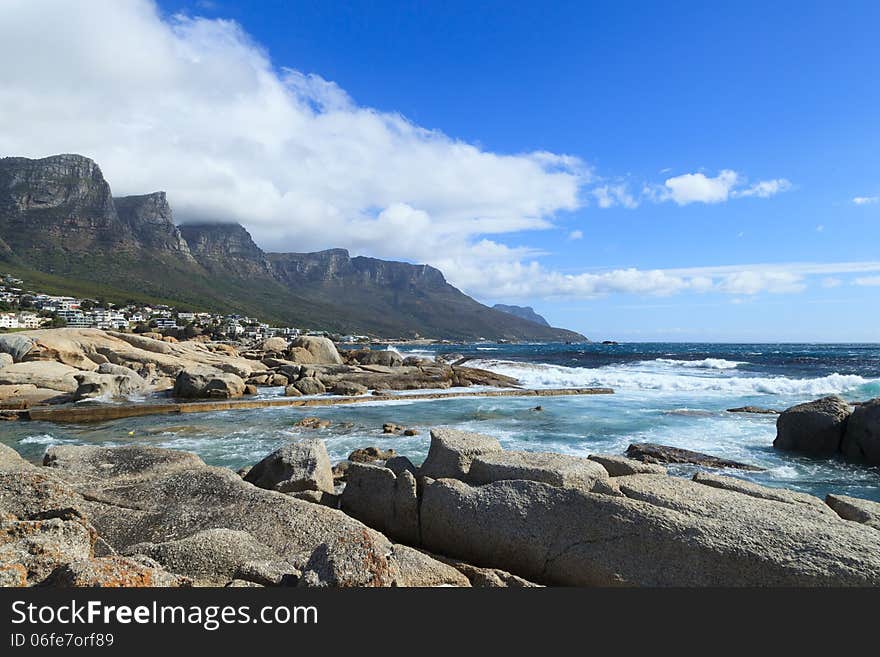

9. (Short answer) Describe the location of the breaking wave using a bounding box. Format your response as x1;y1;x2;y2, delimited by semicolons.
470;358;878;397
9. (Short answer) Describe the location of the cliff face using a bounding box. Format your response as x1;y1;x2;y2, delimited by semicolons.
492;304;551;327
179;223;273;277
115;192;193;259
0;154;588;341
0;154;134;254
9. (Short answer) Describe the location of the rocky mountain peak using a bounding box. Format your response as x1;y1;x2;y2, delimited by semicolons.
115;192;193;258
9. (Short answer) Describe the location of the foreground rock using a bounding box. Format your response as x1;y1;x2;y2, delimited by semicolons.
244;439;335;494
774;396;852;456
22;444;465;587
626;443;764;471
419;474;880;586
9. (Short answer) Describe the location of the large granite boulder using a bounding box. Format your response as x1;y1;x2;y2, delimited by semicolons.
468;450;611;492
172;369;246;399
0;360;81;393
261;337;289;354
332;381;369;396
419;428;503;480
293;377;326;396
0;352;13;369
774;396;852;456
419;475;880;586
347;350;403;368
244;439;335;494
71;370;146;401
340;462;419;544
289;336;343;365
840;398;880;464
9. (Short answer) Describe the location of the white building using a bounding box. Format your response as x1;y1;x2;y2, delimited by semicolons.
0;313;19;329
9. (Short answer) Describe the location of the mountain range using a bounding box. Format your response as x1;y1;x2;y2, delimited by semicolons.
0;154;586;341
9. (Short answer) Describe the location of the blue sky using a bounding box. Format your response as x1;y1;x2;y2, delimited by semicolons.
2;1;879;341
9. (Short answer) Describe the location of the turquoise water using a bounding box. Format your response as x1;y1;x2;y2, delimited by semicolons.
2;342;879;501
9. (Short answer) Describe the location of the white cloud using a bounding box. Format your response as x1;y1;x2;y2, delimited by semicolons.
460;260;880;301
645;170;791;205
853;196;878;205
735;178;792;198
0;0;586;282
822;277;842;288
0;0;804;306
854;276;880;287
662;170;739;205
591;184;638;209
568;230;583;240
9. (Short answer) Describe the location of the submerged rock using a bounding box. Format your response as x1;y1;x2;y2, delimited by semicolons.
626;443;764;471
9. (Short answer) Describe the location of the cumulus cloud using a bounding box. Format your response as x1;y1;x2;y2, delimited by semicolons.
0;0;585;275
853;196;878;205
0;1;812;304
662;170;740;205
568;230;584;240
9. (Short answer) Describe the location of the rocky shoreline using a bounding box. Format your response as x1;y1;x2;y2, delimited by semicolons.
2;429;880;587
0;328;529;413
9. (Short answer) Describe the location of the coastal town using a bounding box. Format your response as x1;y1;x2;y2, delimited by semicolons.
0;273;369;343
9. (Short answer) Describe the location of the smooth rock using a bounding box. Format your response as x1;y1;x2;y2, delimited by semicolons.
419;428;503;480
172;369;246;400
840;397;880;464
294;378;326;396
244;439;334;494
774;396;852;457
289;336;343;365
332;381;368;396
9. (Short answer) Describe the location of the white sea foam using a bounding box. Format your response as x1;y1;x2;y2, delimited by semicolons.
653;358;746;370
19;434;59;445
470;358;877;397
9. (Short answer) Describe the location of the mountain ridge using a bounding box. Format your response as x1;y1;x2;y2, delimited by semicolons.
0;154;587;341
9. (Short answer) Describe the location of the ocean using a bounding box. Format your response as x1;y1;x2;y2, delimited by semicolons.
3;342;880;501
